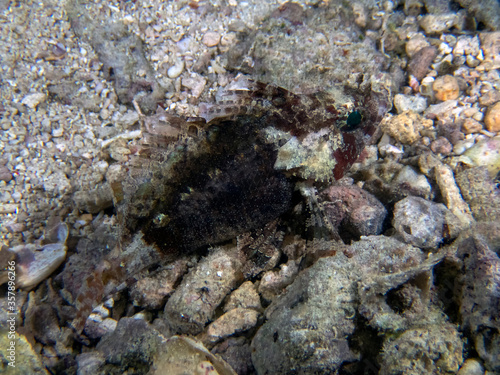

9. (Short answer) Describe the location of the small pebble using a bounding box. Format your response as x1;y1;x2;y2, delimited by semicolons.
462;118;483;134
472;111;484;122
167;59;184;79
419;76;435;97
202;31;221;47
466;55;480;68
419;13;463;34
12;191;22;201
479;31;500;61
393;94;427;114
463;136;500;177
453;138;475;155
484;102;500;132
430;136;453;154
433;75;460;101
21;93;46;109
405;35;430;58
182;74;206;98
52;127;64;138
0;166;12;182
380;110;433;144
393;196;450;249
206;308;259;343
408;46;438;82
462;107;478;118
100;109;110;120
117;110;139;128
453;35;480;56
457;358;484;375
478;89;500;107
435;164;474;226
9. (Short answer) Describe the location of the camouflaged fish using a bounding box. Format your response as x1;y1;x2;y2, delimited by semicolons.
68;76;389;334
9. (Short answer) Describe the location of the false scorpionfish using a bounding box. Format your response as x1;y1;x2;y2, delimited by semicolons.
66;76;390;334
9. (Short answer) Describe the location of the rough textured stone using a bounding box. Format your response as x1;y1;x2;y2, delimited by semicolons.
485;101;500;132
320;184;388;240
0;166;12;182
393;196;459;249
380;110;433;144
258;259;299;302
455;166;500;223
0;333;49;375
96;317;164;372
393;93;427;113
408;46;438;81
418;13;464;34
164;246;244;335
379;324;463;374
456;236;500;371
462;136;500;177
251;254;359;375
206;308;259;344
21;93;47;109
479;32;500;71
435;164;475;226
462;118;483;134
224;281;261;312
457;358;485;375
433;74;460;101
129;259;188;310
149;336;237;375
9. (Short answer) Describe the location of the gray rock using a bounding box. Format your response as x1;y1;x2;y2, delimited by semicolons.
456;235;500;371
393;93;428;113
129;259;188;310
419;12;465;34
212;337;254;375
206;308;259;344
0;166;12;182
380;323;463;374
96;317;165;371
456;0;500;31
76;352;106;375
455;166;500;223
164;245;244;335
392;165;433;199
320;184;388;240
251;254;359;375
393;196;454;249
408;46;438;81
354;236;444;332
226;1;389;94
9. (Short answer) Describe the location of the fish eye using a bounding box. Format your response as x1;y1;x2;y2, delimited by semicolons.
344;110;362;131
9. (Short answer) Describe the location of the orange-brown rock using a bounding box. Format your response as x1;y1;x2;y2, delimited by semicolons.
433;75;460;101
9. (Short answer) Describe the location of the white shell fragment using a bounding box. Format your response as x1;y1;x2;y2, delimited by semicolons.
9;223;69;289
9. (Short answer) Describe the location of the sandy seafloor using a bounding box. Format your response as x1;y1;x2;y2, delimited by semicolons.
1;0;500;374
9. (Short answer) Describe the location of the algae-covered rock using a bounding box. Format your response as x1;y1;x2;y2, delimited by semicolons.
456;235;500;371
0;333;49;375
379;323;463;374
393;196;461;249
226;1;390;94
94;316;165;374
251;253;359;374
164;245;244;335
455;166;500;223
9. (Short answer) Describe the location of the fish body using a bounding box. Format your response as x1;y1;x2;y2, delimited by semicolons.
68;77;389;334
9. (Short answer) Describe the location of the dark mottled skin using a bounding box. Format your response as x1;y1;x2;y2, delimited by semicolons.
69;79;389;334
140;115;293;253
